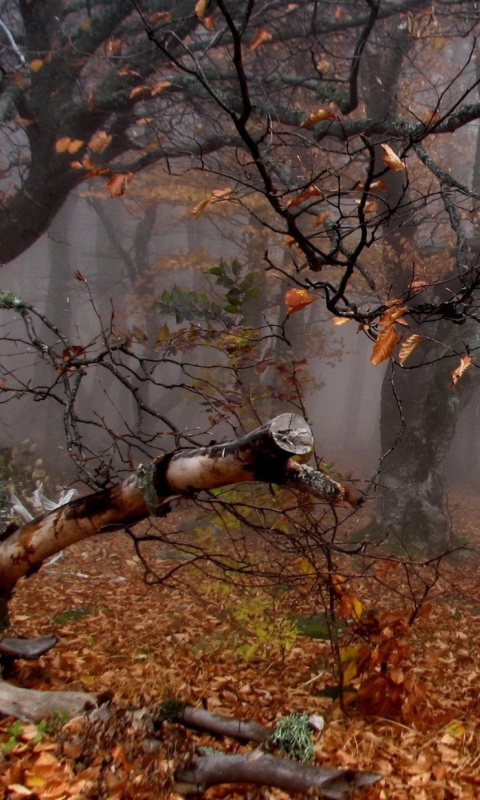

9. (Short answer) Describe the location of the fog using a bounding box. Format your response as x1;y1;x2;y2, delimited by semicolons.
0;189;478;492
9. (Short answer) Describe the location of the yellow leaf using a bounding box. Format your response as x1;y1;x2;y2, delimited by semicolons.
343;659;357;684
370;325;399;366
29;59;44;72
450;355;473;388
444;722;466;738
284;288;318;316
381;142;405;171
300;108;336;127
249;29;273;51
398;333;423;365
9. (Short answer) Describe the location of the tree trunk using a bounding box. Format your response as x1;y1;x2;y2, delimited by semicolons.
361;321;480;555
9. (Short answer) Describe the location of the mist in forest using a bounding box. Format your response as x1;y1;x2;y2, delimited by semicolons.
0;189;478;494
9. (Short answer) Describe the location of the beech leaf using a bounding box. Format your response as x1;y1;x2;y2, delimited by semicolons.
286;185;322;208
370;325;399;366
249;29;273;50
381;143;406;171
398;334;423;365
106;172;133;198
300;108;336;127
450;355;473;388
285;288;318;315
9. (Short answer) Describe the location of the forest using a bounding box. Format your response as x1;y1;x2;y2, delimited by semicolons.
2;0;480;798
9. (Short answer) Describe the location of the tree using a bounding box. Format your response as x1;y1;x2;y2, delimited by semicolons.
2;3;480;542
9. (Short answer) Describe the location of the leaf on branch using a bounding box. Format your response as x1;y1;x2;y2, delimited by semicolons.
381;143;406;171
203;15;215;29
67;139;84;154
300;108;336;127
89;131;113;153
249;29;272;50
353;179;387;191
150;10;172;22
195;0;209;19
398;333;423;365
130;85;150;99
450;355;473;388
286;185;323;208
105;38;123;56
192;188;233;218
378;302;407;327
55;137;72;153
106;172;133;198
151;80;172;96
314;211;330;227
29;59;44;72
370;325;399;366
355;199;377;214
285;288;318;316
332;316;351;325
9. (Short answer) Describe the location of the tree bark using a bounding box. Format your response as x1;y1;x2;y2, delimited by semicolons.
0;414;362;594
175;752;381;798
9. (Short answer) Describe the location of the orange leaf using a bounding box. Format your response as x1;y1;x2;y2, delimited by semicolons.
332;315;351;325
286;185;322;208
195;0;209;18
314;211;331;227
203;15;215;28
192;188;232;218
381;143;405;171
105;38;123;56
29;59;44;72
130;85;150;99
398;333;423;365
300;108;336;127
150;10;172;22
55;137;72;153
89;131;112;153
370;325;399;366
151;80;172;96
249;29;272;51
285;288;318;315
450;355;473;388
106;172;133;198
67;139;84;154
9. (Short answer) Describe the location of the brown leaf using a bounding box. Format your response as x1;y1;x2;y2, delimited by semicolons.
192;188;232;218
286;185;322;208
106;172;133;198
105;38;123;57
332;315;351;325
314;211;331;227
381;142;406;171
249;29;273;51
203;15;215;28
398;333;423;365
370;325;399;366
300;108;336;127
150;10;172;22
378;302;407;327
151;80;172;96
285;288;318;315
450;355;473;388
67;139;84;154
55;137;72;153
29;59;44;72
87;90;96;111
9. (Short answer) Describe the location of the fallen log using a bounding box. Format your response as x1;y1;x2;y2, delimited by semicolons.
0;413;363;593
175;752;382;798
0;678;96;722
0;634;57;660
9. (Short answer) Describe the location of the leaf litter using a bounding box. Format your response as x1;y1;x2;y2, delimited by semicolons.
3;496;480;799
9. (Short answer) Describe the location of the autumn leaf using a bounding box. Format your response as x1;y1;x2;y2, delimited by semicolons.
130;85;150;99
55;137;72;153
29;59;44;72
381;143;406;171
332;315;351;325
203;15;215;29
285;288;318;315
353;179;387;191
106;172;133;198
314;211;331;227
195;0;209;18
378;302;407;327
67;139;84;154
105;38;123;56
337;592;363;620
370;325;399;366
300;108;336;127
89;131;113;153
192;188;232;218
450;355;473;388
87;90;96;111
249;29;272;50
398;333;423;365
151;80;172;96
286;185;322;208
150;10;172;22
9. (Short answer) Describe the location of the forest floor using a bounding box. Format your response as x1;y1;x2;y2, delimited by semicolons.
2;490;480;800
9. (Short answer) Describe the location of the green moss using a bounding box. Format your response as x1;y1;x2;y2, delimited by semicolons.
0;290;21;309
